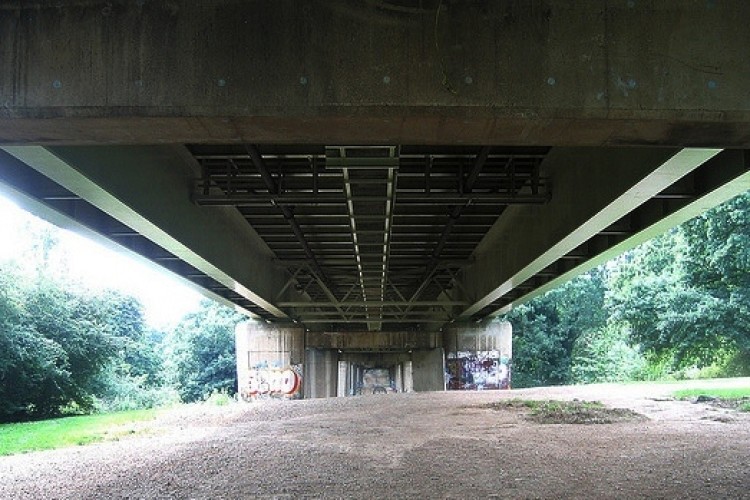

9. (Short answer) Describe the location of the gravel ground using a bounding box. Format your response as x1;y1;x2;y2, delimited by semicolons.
2;379;750;499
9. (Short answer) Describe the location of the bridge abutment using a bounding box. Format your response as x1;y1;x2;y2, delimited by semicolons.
236;320;512;399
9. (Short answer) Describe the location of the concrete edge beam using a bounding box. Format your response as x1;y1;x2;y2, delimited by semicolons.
0;145;289;318
457;147;722;319
0;149;257;317
492;150;750;315
2;2;750;146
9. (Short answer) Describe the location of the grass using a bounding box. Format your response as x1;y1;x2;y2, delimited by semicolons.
0;408;158;456
673;386;750;412
672;387;750;400
487;399;643;424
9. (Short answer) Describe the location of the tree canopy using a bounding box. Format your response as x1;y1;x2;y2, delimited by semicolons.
506;191;750;387
0;217;240;421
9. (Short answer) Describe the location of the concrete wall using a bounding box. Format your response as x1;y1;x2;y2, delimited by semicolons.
3;2;750;146
234;325;483;398
305;330;445;395
306;330;440;351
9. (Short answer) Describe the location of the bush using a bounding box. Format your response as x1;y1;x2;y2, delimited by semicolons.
204;389;233;407
719;350;750;378
92;363;179;413
571;324;645;384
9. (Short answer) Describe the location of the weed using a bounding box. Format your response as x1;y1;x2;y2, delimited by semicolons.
204;389;233;407
487;399;641;425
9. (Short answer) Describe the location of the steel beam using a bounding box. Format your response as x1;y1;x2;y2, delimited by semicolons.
1;145;290;318
278;301;468;308
300;319;447;324
491;149;750;316
246;144;335;297
192;192;549;206
457;147;723;319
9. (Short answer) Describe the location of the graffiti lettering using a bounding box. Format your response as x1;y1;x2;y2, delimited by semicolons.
245;368;301;397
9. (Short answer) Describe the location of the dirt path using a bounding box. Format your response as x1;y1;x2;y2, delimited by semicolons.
1;379;749;499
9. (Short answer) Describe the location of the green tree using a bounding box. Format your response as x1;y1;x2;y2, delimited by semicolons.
0;213;172;419
681;192;750;357
164;300;243;402
87;292;174;412
0;260;169;419
504;267;608;387
0;263;120;420
21;279;118;414
571;323;644;384
608;192;750;371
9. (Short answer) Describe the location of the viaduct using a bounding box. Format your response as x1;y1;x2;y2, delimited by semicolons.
0;1;748;397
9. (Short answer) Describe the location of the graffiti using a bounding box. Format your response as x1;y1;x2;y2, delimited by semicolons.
241;364;303;400
354;367;397;395
446;351;511;391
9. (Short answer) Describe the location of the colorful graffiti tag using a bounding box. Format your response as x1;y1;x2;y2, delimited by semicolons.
354;367;397;395
241;364;303;400
446;351;511;390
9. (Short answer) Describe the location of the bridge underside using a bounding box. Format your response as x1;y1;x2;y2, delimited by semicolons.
0;1;749;332
1;144;747;333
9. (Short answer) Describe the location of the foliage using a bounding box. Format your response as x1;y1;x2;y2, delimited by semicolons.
87;293;174;412
0;264;122;421
681;192;750;355
0;207;250;421
0;223;169;420
506;267;608;387
607;192;750;370
504;191;750;386
0;409;157;456
204;389;233;406
571;323;645;384
164;300;244;403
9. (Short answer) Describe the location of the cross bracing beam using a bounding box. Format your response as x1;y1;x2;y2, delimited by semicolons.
297;319;448;324
193;192;549;206
278;301;468;308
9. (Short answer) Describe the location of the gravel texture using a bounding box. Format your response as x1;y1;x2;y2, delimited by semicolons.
2;379;750;499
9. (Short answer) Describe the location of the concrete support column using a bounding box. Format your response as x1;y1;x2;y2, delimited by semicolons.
235;321;304;400
403;361;413;393
337;361;348;398
444;321;513;391
304;349;339;399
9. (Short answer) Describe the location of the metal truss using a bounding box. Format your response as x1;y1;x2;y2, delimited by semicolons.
190;144;550;330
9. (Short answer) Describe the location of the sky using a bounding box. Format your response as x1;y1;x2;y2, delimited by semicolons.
0;194;203;330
